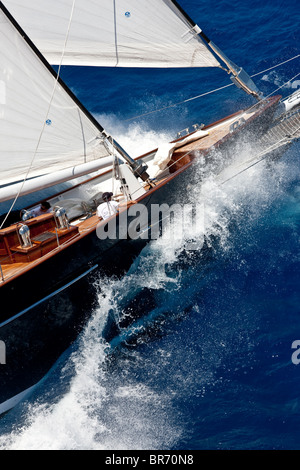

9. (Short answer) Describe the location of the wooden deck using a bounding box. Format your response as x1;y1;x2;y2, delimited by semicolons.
0;209;129;284
0;97;278;287
168;108;257;172
0;213;83;284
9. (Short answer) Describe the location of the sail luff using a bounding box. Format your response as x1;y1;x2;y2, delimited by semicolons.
169;0;200;30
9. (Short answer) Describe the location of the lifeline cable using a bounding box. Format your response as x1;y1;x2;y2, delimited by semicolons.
122;54;300;123
218;117;300;187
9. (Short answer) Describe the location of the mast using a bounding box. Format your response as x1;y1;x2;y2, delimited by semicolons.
103;133;150;183
199;36;263;100
170;0;262;100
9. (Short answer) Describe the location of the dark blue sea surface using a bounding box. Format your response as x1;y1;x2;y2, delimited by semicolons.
0;0;300;450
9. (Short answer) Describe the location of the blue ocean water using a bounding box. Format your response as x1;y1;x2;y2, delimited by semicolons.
0;0;300;450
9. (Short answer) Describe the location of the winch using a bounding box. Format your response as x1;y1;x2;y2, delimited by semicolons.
18;224;32;248
54;206;69;230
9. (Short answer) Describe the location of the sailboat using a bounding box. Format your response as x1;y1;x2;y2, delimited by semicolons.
0;0;299;415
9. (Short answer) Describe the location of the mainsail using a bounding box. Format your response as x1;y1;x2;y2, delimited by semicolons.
2;0;221;68
0;3;115;201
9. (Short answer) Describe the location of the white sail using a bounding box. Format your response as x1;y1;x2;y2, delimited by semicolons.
0;6;112;189
2;0;221;68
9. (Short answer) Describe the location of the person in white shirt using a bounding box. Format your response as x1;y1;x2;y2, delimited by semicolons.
96;192;119;220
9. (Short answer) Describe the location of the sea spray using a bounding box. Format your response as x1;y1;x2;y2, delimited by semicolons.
0;119;298;450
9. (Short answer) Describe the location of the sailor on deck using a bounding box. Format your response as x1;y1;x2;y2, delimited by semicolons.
96;192;119;220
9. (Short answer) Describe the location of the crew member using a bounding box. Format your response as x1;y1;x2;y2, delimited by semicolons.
96;192;119;220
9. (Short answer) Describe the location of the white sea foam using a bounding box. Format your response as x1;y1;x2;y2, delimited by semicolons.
96;113;174;158
261;71;300;90
0;275;182;450
0;119;297;450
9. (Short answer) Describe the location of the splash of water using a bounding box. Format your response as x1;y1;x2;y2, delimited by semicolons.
96;113;174;158
0;118;297;450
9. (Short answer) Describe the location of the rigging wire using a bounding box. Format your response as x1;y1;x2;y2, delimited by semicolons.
0;0;77;230
245;71;300;116
122;54;300;123
1;42;299;224
127;68;300;200
116;70;300;203
218;121;300;187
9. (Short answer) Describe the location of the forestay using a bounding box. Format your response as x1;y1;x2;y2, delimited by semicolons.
3;0;221;68
0;6;112;190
